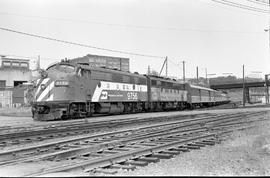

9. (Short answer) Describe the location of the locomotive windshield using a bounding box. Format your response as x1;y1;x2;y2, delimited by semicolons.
47;64;75;73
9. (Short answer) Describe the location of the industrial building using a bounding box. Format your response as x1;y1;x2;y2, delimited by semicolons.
0;55;33;107
71;54;130;72
0;56;32;88
0;54;130;108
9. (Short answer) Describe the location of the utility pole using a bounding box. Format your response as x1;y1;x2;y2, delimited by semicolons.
196;66;199;85
265;74;269;104
166;57;168;77
242;65;245;107
147;65;150;75
267;0;270;104
182;61;185;82
205;68;208;85
159;56;168;77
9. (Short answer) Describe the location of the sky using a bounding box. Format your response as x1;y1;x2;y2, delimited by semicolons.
0;0;269;79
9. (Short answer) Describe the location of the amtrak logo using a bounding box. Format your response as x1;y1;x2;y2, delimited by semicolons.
100;91;108;100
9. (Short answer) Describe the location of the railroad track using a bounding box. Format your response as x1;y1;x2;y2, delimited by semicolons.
0;111;264;163
0;110;268;176
0;112;221;148
26;114;268;176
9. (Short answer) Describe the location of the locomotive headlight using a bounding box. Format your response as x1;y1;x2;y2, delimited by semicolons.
41;84;46;90
55;80;69;87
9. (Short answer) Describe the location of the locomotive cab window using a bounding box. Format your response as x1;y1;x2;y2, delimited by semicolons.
82;70;90;78
47;64;75;73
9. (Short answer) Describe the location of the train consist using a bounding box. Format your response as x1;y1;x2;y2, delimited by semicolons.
31;59;230;121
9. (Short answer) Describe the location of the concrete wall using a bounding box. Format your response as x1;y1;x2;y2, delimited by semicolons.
0;69;32;87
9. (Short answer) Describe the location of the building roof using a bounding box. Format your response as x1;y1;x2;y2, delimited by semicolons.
0;56;30;62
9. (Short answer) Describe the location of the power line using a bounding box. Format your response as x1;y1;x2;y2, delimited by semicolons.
254;0;269;5
212;0;269;13
198;0;267;16
211;0;269;14
221;0;269;10
0;12;265;34
246;0;269;6
0;27;164;59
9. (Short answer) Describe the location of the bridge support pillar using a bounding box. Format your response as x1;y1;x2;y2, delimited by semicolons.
245;87;250;104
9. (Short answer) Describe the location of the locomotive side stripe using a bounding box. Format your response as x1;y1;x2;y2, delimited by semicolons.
37;81;55;101
92;83;103;102
91;81;148;102
46;94;54;101
35;78;50;99
99;81;147;92
35;78;44;98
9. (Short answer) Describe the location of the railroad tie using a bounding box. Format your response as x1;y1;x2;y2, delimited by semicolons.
205;138;221;144
103;150;119;154
125;145;143;149
137;156;159;163
125;160;148;166
94;168;118;175
190;143;206;147
138;143;157;147
110;163;136;170
151;153;173;159
113;148;130;152
159;138;179;142
183;145;200;149
162;150;180;155
200;140;215;145
173;147;190;152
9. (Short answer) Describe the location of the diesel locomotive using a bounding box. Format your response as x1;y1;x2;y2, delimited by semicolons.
31;59;230;121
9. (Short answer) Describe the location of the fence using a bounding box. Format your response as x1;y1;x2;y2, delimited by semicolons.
0;90;12;108
0;85;34;108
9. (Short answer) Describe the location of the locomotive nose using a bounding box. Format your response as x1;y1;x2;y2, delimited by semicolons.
35;77;55;102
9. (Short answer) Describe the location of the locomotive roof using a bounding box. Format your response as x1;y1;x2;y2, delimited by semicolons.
48;61;186;84
148;75;186;84
78;63;146;78
189;84;216;92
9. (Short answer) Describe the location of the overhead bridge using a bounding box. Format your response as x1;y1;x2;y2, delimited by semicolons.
210;81;268;90
210;80;269;104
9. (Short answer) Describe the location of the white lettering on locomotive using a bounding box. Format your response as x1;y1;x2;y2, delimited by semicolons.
100;91;108;100
92;81;147;102
127;92;138;100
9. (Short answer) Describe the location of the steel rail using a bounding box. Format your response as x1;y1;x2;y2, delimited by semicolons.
0;113;217;141
27;116;267;177
0;111;263;164
25;133;217;177
0;113;235;148
0;111;267;177
0;111;264;147
28;120;268;177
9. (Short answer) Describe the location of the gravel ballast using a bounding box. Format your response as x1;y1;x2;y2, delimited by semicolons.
114;119;270;176
0;107;270;176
